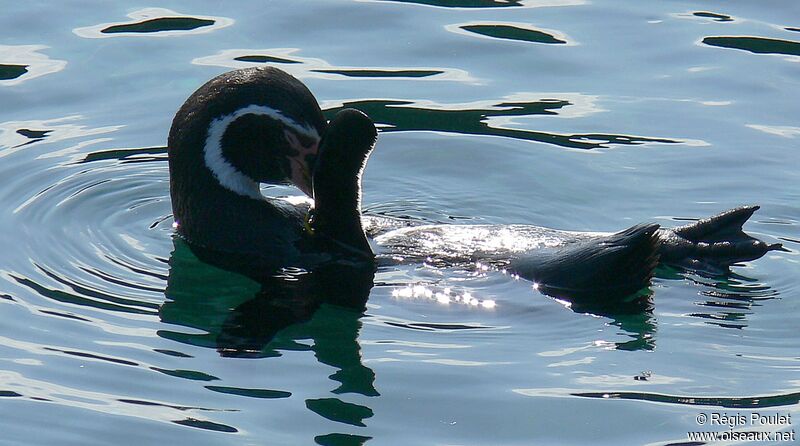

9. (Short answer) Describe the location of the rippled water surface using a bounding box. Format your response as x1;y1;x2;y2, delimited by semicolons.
2;1;799;445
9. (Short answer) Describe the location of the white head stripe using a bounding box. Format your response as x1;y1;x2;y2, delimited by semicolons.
203;105;320;199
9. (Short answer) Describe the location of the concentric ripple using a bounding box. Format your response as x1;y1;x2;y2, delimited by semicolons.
2;142;172;315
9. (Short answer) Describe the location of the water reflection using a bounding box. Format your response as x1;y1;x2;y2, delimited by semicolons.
675;269;778;330
193;48;472;82
73;8;233;38
702;36;800;57
0;64;27;80
0;45;66;86
101;17;215;34
372;0;585;8
306;398;373;427
448;22;571;45
80;146;168;164
10;267;159;316
325;98;679;150
692;11;734;22
746;124;800;138
568;291;657;351
377;0;525;7
0;370;239;433
0;116;120;159
315;433;372;446
573;389;800;409
161;238;379;433
313;69;444;78
568;264;782;349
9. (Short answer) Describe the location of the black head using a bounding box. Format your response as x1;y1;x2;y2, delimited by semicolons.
169;67;326;198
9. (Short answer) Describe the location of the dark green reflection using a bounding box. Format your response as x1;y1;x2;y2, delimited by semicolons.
554;288;656;351
0;391;23;397
703;36;800;56
0;64;28;80
461;24;566;44
172;418;238;433
118;398;215;411
234;55;302;64
80;146;167;164
151;367;220;381
312;69;444;78
574;390;800;408
16;129;50;140
162;238;380;437
325;99;678;150
376;0;523;7
306;398;374;427
693;11;733;22
119;398;239;432
101;17;215;34
205;385;291;399
154;348;192;358
606;298;656;351
315;433;372;446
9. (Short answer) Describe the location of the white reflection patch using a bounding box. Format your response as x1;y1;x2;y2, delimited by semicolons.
391;283;496;309
747;124;800;138
0;45;67;86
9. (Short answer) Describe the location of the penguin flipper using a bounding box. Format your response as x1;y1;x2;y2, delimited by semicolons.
656;206;784;273
510;223;661;302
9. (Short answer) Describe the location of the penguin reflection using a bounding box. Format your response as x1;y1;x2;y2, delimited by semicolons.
160;238;378;396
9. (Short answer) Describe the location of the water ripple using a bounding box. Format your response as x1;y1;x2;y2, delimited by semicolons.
2;136;171;321
0;370;237;433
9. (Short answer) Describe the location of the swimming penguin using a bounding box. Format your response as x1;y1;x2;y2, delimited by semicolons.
168;67;376;272
364;205;781;300
168;66;782;299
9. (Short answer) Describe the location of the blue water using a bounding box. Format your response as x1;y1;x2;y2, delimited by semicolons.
1;1;799;445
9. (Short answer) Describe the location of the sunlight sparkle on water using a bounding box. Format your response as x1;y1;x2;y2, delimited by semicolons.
392;284;496;309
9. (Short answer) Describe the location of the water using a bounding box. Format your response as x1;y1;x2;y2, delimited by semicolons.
1;1;799;444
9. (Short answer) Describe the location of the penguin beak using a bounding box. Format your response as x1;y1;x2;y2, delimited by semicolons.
289;155;314;196
285;130;319;197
